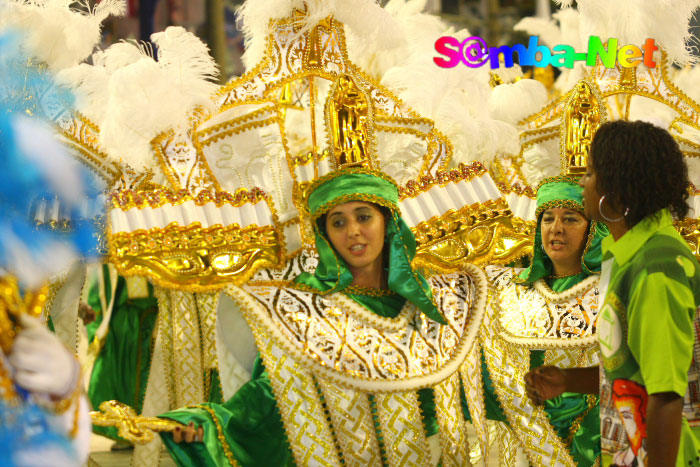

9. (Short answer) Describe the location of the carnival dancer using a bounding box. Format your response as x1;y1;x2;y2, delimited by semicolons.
0;34;98;465
465;175;607;466
158;167;486;467
528;120;700;467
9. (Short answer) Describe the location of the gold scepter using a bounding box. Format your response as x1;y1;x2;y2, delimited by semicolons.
90;400;184;444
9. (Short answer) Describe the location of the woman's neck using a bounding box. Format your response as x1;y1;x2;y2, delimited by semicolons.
551;260;583;278
349;262;386;289
607;220;630;242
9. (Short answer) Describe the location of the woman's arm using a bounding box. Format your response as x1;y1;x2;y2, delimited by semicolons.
524;365;599;405
646;391;683;467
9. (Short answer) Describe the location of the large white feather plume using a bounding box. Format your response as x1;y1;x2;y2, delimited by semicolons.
0;0;126;70
380;26;520;165
60;26;220;171
489;79;548;126
559;0;700;65
515;8;587;93
236;0;403;71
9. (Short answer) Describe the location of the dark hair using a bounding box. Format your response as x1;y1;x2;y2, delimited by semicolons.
590;120;690;226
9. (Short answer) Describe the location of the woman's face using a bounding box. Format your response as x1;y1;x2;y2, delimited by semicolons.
325;201;386;278
579;161;604;222
540;208;589;271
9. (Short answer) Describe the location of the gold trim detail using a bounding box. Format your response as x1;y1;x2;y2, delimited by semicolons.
398;162;487;200
110;187;268;210
109;223;282;292
343;285;396;297
412;198;535;270
255;331;341;467
317;379;383;466
374;391;430;467
433;372;471;466
226;265;487;391
193;404;242;467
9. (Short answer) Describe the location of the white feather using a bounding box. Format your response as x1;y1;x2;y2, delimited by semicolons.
489;79;548;126
572;0;700;65
236;0;401;71
60;26;219;171
514;17;561;48
101;28;218;170
381;34;520;166
0;0;126;70
152;26;220;100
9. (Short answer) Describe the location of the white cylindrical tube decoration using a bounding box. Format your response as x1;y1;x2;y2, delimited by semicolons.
456;180;479;206
415;191;440;220
444;182;468;208
204;202;224;227
219;204;240;227
254;200;272;226
398;197;420;228
110;210;128;234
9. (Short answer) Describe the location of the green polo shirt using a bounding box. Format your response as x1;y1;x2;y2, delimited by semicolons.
598;208;700;467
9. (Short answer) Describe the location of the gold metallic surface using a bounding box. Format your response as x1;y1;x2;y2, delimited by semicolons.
90;400;182;444
0;276;48;354
328;74;372;168
413;199;535;271
110;223;281;292
563;81;602;175
677;218;700;261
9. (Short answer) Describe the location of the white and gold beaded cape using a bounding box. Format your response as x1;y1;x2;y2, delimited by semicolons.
462;265;601;467
219;259;487;467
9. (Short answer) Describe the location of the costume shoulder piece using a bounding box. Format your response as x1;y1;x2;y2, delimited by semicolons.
227;264;487;392
486;265;600;349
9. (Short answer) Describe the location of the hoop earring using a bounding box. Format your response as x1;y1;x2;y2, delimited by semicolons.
598;195;629;223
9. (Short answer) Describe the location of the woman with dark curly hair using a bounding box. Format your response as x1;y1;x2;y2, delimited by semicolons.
525;120;700;467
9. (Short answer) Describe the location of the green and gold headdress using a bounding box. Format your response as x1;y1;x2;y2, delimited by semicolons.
294;167;446;324
517;175;608;285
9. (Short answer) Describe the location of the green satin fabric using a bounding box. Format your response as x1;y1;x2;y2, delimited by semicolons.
538;275;601;467
295;168;446;324
544;392;601;467
516;176;609;285
161;358;295;467
87;265;158;442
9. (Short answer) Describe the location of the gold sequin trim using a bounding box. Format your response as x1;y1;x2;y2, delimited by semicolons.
193;404;241;467
343;285;396;297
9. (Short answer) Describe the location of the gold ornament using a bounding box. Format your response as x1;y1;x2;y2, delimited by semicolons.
90;400;183;444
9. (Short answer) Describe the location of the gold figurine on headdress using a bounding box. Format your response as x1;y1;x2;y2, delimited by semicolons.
328;74;371;168
564;81;601;175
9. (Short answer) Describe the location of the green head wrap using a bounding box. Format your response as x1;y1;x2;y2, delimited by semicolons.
294;167;446;324
516;175;609;287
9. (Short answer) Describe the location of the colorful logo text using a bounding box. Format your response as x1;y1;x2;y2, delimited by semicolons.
433;35;658;69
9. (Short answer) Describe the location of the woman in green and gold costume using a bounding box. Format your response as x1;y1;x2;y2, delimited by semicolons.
464;176;607;466
159;168;487;467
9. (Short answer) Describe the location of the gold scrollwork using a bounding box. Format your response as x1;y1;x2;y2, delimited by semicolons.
414;200;534;271
109;223;282;292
